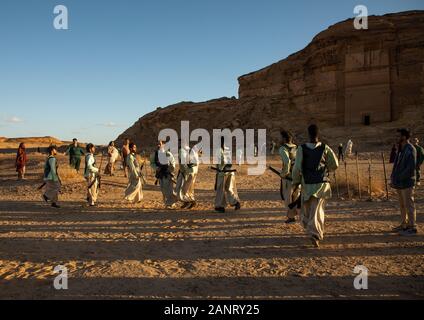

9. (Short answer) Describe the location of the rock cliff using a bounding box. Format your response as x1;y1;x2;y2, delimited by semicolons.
118;11;424;151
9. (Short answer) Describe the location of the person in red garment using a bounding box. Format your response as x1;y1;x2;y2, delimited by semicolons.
15;142;27;180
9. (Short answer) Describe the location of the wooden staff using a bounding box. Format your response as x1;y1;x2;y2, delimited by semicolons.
344;160;350;199
382;152;389;201
368;157;372;200
356;153;361;199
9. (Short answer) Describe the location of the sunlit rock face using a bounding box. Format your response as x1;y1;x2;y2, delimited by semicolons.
119;11;424;151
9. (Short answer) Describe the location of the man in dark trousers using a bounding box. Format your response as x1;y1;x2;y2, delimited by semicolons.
391;129;417;236
65;138;85;173
337;143;344;162
43;145;61;208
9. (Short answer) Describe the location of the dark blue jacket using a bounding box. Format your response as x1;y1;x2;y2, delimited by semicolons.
391;143;417;189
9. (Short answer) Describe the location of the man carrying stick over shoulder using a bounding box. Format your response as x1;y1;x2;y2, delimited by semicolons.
150;140;178;209
84;143;99;207
176;139;199;209
278;130;300;224
176;139;189;208
214;137;241;213
42;145;61;208
292;125;339;248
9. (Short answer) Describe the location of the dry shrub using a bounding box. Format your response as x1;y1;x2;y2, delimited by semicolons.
33;152;45;157
31;166;83;184
57;166;85;183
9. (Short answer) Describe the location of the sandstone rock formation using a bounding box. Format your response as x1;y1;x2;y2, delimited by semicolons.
118;11;424;152
0;136;64;148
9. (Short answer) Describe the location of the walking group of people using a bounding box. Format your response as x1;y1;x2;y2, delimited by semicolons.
13;124;422;248
277;125;421;247
146;138;241;211
38;136;241;215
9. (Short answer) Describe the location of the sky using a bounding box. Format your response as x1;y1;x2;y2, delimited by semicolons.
1;0;423;144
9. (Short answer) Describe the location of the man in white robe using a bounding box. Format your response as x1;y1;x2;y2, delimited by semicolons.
84;143;99;207
124;142;143;204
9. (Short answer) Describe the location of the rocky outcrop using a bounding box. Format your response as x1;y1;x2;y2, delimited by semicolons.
118;11;424;151
117;97;239;149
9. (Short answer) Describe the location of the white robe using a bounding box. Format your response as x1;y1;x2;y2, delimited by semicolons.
124;153;143;203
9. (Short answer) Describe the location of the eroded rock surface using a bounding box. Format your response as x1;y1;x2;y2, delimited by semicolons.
118;11;424;151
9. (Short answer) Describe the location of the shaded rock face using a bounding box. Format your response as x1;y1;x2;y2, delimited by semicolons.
118;11;424;151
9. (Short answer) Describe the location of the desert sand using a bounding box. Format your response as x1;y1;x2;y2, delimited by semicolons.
0;150;423;300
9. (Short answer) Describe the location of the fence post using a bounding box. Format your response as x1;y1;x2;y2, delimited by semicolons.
356;153;361;200
368;157;372;200
344;161;351;199
382;152;390;201
334;171;340;199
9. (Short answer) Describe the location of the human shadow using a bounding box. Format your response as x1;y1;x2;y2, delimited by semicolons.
1;275;423;300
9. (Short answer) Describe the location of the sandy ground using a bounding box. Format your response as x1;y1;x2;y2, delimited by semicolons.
0;152;423;300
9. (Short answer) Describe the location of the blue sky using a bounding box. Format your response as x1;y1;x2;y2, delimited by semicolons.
1;0;423;144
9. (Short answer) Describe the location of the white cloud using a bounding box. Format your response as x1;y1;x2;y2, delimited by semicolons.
100;122;118;128
5;116;24;123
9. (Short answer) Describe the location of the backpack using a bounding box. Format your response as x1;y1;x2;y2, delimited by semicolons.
301;143;330;184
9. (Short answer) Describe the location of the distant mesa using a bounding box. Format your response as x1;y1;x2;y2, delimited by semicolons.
0;136;64;149
118;11;424;151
